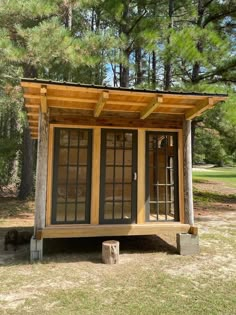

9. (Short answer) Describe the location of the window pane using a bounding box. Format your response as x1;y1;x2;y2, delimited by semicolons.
68;166;77;184
104;202;113;219
149;203;157;221
124;167;132;182
123;202;131;219
125;133;133;148
60;130;69;146
70;130;78;146
67;185;77;202
79;130;88;146
106;133;114;148
76;203;85;221
58;166;67;184
105;167;113;183
66;203;75;221
106;149;114;165
69;148;78;165
116;149;124;166
59;148;68;165
78;166;87;184
115;167;123;182
79;148;87;165
114;184;122;201
77;185;86;202
105;183;113;201
57;185;66;202
114;202;122;219
124;150;132;166
123;184;131;201
56;204;65;221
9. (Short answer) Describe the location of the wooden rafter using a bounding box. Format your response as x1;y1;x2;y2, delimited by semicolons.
40;86;47;113
140;96;163;119
94;91;109;117
185;97;214;120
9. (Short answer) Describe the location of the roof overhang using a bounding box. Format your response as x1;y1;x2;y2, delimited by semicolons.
21;78;228;139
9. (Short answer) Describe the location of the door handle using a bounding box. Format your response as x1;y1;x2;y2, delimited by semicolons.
133;172;137;181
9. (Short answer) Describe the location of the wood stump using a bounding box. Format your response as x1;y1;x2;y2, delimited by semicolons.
102;240;119;264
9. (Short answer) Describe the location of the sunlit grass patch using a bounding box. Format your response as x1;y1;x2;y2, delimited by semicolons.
192;167;236;186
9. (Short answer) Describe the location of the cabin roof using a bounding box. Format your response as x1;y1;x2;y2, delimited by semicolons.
21;78;228;139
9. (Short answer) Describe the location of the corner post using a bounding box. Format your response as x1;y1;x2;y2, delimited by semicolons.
31;86;49;261
176;120;199;256
183;119;194;225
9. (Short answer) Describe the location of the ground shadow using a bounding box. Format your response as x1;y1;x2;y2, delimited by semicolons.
194;190;236;203
0;226;177;265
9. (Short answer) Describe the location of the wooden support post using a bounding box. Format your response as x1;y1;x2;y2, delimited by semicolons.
102;240;119;264
183;120;194;225
34;110;49;235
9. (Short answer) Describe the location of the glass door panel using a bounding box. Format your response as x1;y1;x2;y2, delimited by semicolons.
52;128;92;224
100;129;137;224
146;132;179;222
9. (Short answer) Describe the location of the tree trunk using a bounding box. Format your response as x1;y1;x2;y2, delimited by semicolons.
19;64;37;199
163;0;174;90
18;127;34;199
183;120;194;225
152;51;156;89
34;111;49;234
135;47;142;85
120;49;130;87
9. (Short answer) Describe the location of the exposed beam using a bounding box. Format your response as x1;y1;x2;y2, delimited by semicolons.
25;104;40;108
185;97;214;120
27;113;39;117
140;96;163;119
40;86;47;113
94;92;109;117
158;104;195;109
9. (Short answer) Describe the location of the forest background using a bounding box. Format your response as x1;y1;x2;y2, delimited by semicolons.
0;0;235;199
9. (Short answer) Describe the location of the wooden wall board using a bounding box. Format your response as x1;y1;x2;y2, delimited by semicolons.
41;223;191;238
90;127;101;224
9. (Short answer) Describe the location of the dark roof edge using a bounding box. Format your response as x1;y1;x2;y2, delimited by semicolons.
21;78;228;97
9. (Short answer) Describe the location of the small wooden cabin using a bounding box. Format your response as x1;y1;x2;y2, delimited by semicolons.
21;79;227;257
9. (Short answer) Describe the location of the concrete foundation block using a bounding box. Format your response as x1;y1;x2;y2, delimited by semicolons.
30;237;43;262
176;233;200;256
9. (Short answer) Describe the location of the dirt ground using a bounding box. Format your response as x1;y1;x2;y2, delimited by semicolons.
0;180;235;264
0;181;235;314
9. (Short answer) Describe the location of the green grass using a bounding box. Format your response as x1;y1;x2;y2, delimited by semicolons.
192;167;236;186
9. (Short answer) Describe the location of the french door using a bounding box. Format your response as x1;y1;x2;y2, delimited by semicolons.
51;128;92;224
145;132;179;222
99;129;137;224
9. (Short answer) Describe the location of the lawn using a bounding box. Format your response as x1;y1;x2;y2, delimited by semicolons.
0;172;236;315
192;167;236;186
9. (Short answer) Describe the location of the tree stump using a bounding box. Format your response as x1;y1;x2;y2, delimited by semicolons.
102;240;119;264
